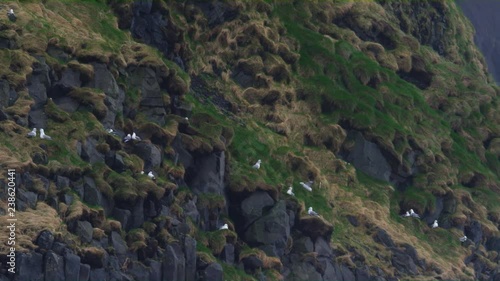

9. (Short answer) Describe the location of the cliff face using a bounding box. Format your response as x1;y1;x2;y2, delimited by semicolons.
458;0;500;84
0;1;499;281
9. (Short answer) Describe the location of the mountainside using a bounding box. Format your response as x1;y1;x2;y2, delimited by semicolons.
0;0;499;280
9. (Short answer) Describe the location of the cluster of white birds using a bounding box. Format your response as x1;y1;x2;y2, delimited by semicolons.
27;128;52;140
402;209;420;219
140;171;156;180
123;132;141;143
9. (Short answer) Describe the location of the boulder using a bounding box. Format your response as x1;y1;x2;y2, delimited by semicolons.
147;259;162;281
391;248;418;276
185;151;225;195
162;245;185;281
105;151;126;173
64;253;81;281
18;189;38;210
241;255;263;273
314;237;333;258
172;135;193;168
244;200;290;258
184;236;197;281
373;228;395;248
0;80;14;108
76;220;94;243
128;261;150;281
50;67;81;98
133;142;162;171
36;230;54;250
220;243;235;265
112;207;131;231
44;251;65;281
130;197;145;229
344;131;392;182
289;261;323;281
83;176;102;206
51;242;67;256
89;268;106;281
17;252;44;281
110;231;128;257
199;262;223;281
81;138;104;164
293;236;314;254
241;191;275;228
80;264;91;281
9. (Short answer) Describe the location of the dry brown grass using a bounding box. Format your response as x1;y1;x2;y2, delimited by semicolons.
0;202;66;254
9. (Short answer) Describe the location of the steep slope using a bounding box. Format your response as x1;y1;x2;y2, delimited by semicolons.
0;0;499;281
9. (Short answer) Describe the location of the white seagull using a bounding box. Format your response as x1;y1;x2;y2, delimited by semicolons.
123;134;132;143
410;209;420;218
140;171;144;175
131;132;141;141
219;224;228;230
299;181;312;192
432;220;438;229
147;171;156;180
459;235;468;243
27;128;37;138
7;9;14;16
308;207;320;217
252;159;261;169
107;128;114;134
403;211;410;217
287;186;294;196
39;129;52;140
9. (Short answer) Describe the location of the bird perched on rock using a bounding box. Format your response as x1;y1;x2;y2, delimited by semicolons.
459;235;468;243
410;209;420;218
287;186;294;196
140;171;144;175
123;134;132;143
432;220;438;229
132;132;141;141
147;171;155;180
27;128;36;138
402;211;410;217
40;129;52;140
299;181;312;192
219;224;228;230
252;159;261;169
7;9;14;16
308;207;320;217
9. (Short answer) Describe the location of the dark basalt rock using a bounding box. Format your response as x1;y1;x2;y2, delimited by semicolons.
297;215;334;241
64;253;81;281
373;228;395;248
199;262;223;281
44;251;65;281
244;200;290;258
185;151;225;195
17;252;44;281
133;142;162;171
36;229;54;250
465;220;483;244
240;191;275;228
